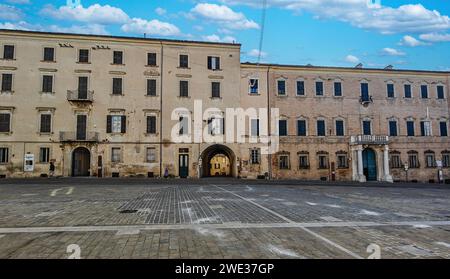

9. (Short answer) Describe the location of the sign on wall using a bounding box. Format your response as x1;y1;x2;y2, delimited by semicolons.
24;154;35;172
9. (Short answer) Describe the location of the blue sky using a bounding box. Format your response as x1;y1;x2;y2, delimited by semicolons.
1;0;449;71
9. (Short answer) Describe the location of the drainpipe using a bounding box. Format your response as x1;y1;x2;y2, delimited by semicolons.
159;41;164;179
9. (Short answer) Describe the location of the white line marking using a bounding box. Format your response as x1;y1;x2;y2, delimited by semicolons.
50;189;61;197
66;187;74;195
434;242;450;248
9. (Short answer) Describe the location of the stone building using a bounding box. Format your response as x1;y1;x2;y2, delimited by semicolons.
0;29;449;183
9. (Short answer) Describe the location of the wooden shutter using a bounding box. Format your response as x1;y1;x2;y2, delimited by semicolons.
106;115;112;133
121;116;126;133
0;114;10;133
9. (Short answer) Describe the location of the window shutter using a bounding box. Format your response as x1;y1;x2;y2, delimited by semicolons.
216;57;220;70
121;116;126;133
106;115;112;133
207;56;212;69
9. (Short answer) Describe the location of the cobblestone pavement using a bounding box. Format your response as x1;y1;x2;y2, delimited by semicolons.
0;178;449;259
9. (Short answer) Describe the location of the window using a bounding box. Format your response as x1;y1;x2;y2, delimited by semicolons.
147;79;157;96
43;47;55;62
107;115;126;134
112;78;123;95
442;152;450;168
3;45;14;59
113;51;123;65
146;148;156;163
299;154;309;169
389;121;398;136
425;152;436;168
437;85;445;99
40;114;52;133
111;148;121;163
277;80;286;96
1;73;12;92
421;85;428;99
408;151;419;168
297;81;305;96
39;147;50;163
440;121;448;137
249;79;259;94
207;56;220;70
179;116;189;135
146;116;157;134
79;49;89;63
363;120;371;135
317;120;326;136
337;153;348;168
335;120;344;136
361;83;370;102
407;121;415;136
250;149;260;164
179;54;189;68
211;82;220;98
251;119;260;137
0;113;11;133
147;53;157;66
404;84;412;98
180;80;189;97
279;120;287;136
42;75;53;93
387;84;395;98
315;81;324;96
318;153;329;169
390;152;402;169
334;82;342;97
208;117;223;135
279;155;290;170
78;76;88;96
297;119;307;136
0;148;8;163
420;121;431;136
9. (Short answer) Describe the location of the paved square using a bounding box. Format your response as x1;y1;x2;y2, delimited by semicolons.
0;179;449;259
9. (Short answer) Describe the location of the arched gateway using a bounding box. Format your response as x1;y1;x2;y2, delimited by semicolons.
200;145;236;178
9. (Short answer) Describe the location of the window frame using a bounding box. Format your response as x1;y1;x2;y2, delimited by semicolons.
43;47;55;62
278;119;288;136
437;85;445;100
41;74;54;94
249;78;259;95
297;118;308;136
211;81;221;98
39;147;51;164
207;56;221;71
179;54;189;68
388;119;398;137
335;119;345;137
0;112;12;133
404;83;412;99
146;79;157;96
111;147;122;163
146;147;157;163
387;83;395;98
334;81;343;97
296;80;305;96
440;121;448;137
278;154;290;170
1;73;13;93
179;80;189;97
39;113;53;134
315;80;324;96
277;79;287;96
420;84;429;99
147;52;157;66
78;49;90;63
316;119;326;137
0;147;9;164
112;50;124;65
2;44;15;60
112;77;123;95
250;148;261;165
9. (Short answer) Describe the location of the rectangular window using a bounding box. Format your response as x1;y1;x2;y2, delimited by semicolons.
420;121;431;136
0;113;11;133
297;120;307;136
147;53;157;66
43;47;55;62
0;148;8;163
387;84;395;98
299;155;309;169
250;149;260;164
337;155;348;168
211;82;220;98
42;75;53;93
318;155;328;169
279;120;287;136
79;49;89;63
440;122;448;137
334;82;342;97
390;154;402;169
421;85;428;99
437;85;445;99
208;117;223;135
3;45;14;59
297;81;305;96
442;153;450;168
78;76;88;99
113;51;123;65
111;148;121;163
277;80;286;96
317;120;325;136
112;78;123;95
408;154;419;168
40;114;52;133
335;120;344;136
146;148;156;163
1;73;12;92
107;115;126;134
249;79;259;94
251;119;260;137
363;121;371;135
361;83;369;102
389;121;398;137
146;116;157;134
279;155;290;170
179;54;189;68
39;147;50;163
180;80;189;97
425;153;436;168
315;81;324;96
147;79;157;96
179;116;189;135
404;84;412;98
207;56;220;70
407;121;415;136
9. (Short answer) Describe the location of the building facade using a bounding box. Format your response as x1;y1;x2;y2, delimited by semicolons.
1;30;449;183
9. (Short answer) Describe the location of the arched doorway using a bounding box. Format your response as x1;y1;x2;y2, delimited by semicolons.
362;148;377;181
72;147;91;177
200;145;235;178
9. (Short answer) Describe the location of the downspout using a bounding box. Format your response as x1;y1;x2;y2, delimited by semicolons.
159;41;164;178
267;66;272;179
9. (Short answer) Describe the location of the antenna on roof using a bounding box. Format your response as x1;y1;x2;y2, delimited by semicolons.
355;63;363;69
385;65;394;70
144;33;146;39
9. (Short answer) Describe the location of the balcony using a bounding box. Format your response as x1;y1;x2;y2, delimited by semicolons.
350;135;389;145
67;90;94;102
359;95;373;105
60;132;99;142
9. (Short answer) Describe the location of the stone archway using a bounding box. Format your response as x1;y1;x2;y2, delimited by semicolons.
200;145;236;178
72;147;91;177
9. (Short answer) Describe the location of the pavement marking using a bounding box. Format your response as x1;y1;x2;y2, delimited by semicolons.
359;210;381;216
266;244;305;259
50;187;74;197
434;242;450;248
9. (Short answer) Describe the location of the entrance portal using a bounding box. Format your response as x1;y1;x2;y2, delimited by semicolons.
72;147;91;177
362;148;377;181
200;145;235;178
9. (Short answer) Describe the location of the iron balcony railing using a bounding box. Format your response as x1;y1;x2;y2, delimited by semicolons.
59;132;99;142
67;90;94;102
350;135;389;145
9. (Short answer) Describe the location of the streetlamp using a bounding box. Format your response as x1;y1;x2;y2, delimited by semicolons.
404;164;409;183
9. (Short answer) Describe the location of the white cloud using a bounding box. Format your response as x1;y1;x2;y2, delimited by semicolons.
247;49;267;58
419;33;450;42
220;1;450;34
0;4;23;21
121;18;181;36
202;34;237;43
191;3;259;30
155;7;167;16
0;21;108;35
399;35;427;47
381;48;406;56
5;0;30;4
345;55;360;63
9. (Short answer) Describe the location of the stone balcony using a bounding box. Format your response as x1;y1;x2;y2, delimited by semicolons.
59;132;99;142
67;90;94;102
350;135;389;145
